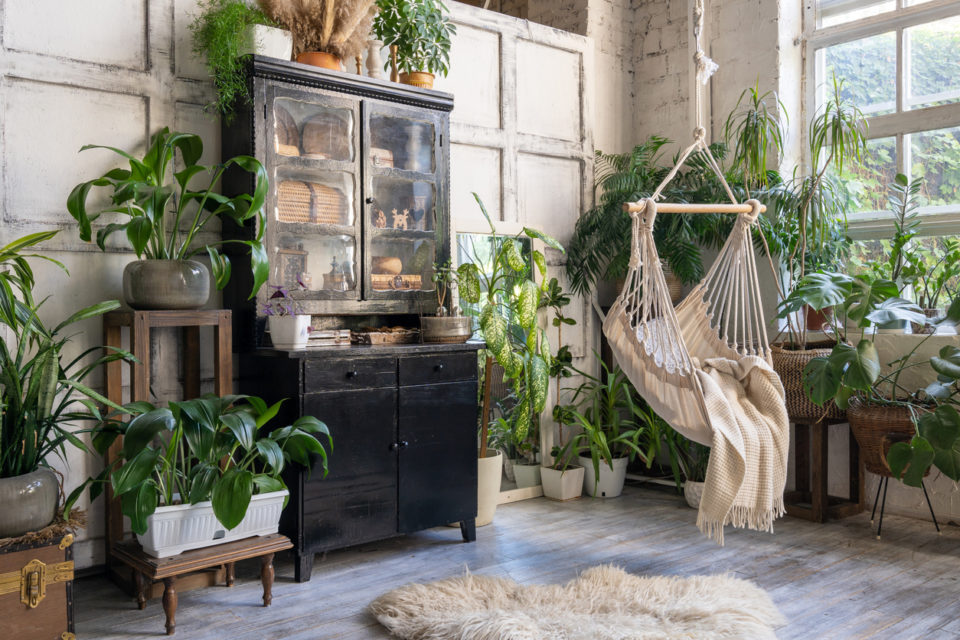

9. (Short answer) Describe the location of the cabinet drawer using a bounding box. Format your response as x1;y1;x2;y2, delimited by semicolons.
399;352;476;387
304;356;396;391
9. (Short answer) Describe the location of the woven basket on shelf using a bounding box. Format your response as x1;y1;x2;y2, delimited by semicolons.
771;341;845;422
275;105;300;156
371;274;422;290
301;112;350;159
847;398;927;477
277;181;346;225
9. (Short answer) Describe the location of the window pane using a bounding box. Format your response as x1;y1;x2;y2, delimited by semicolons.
830;137;897;213
909;127;960;207
906;16;960;111
818;0;894;28
819;32;896;116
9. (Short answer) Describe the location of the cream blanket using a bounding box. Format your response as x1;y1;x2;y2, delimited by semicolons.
694;355;789;544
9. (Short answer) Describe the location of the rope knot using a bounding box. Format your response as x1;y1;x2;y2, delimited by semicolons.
693;127;706;141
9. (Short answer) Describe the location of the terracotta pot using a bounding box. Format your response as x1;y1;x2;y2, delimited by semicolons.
297;51;341;70
771;341;845;422
804;305;832;332
399;71;435;89
0;468;59;538
123;259;210;310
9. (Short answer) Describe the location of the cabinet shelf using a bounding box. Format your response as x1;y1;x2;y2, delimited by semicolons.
367;165;436;183
276;221;356;237
370;228;435;240
274;154;355;174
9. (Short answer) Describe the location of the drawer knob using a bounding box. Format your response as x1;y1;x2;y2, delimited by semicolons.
346;370;359;378
389;442;399;451
434;363;445;371
399;440;409;448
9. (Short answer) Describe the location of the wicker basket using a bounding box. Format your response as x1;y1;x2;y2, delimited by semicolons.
275;105;300;156
847;398;927;477
371;274;422;291
277;181;346;225
771;341;845;421
301;111;350;159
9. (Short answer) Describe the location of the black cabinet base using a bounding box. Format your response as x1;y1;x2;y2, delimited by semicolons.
460;519;477;543
295;552;315;583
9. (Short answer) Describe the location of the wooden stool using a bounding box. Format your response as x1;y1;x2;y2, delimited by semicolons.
112;534;292;636
785;419;865;522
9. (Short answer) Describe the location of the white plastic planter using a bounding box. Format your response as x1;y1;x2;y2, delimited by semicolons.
541;465;584;501
513;462;541;489
268;315;311;349
477;451;502;527
242;24;293;60
578;455;629;498
137;489;288;558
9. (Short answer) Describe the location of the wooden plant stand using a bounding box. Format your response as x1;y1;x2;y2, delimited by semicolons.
102;309;232;594
112;534;292;636
785;419;865;522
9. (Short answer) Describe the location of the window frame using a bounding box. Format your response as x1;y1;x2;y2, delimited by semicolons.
804;0;960;239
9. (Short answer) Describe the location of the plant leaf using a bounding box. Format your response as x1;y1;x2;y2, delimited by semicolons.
211;468;253;530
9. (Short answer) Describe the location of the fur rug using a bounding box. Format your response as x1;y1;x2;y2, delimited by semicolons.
370;565;785;640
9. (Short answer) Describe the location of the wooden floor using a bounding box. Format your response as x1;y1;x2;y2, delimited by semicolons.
76;484;960;639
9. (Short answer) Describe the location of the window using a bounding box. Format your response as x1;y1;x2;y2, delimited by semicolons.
806;0;960;238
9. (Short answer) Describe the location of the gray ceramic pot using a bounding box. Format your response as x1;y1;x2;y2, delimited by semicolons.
420;316;472;343
123;259;210;310
0;468;59;537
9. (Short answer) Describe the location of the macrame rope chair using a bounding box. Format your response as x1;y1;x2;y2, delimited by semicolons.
602;0;772;447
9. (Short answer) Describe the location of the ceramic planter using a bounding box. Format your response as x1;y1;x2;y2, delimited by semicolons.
137;489;288;558
684;480;705;509
123;259;210;310
420;316;471;343
268;314;311;350
297;51;342;70
0;468;59;537
513;462;541;488
399;71;435;89
578;455;629;498
805;305;832;332
477;450;502;527
541;465;584;501
242;24;292;60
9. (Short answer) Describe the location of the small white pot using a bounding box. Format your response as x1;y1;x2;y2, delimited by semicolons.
501;450;515;482
578;455;629;498
268;314;311;349
541;465;584;501
477;451;502;527
242;24;293;60
513;462;541;488
684;480;705;509
137;489;288;558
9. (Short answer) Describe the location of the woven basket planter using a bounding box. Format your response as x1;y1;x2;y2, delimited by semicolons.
847;398;926;477
771;341;845;422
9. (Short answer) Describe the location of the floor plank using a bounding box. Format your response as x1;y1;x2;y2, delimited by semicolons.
75;484;960;639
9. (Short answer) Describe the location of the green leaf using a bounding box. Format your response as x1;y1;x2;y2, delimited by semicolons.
828;340;880;390
221;411;257;451
802;356;841;406
456;263;481;304
53;299;121;334
111;447;161;496
532;250;547;278
252;474;286;496
244;240;269;298
211;468;253;530
121;479;158;536
917;406;960;451
253;399;285;429
480;304;507;356
121;408;175;459
206;246;232;290
530;356;548;412
903;437;935;487
865;297;925;327
931;346;960;380
188;463;218;504
255;438;285;474
516;280;539;329
472;192;496;233
503;239;526;272
125;216;153;258
523;227;564;252
96;222;129;251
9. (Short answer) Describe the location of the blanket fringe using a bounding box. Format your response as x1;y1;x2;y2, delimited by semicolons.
696;497;786;545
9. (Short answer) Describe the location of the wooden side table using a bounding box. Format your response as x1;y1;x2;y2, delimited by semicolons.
102;309;232;593
112;534;292;636
785;419;865;522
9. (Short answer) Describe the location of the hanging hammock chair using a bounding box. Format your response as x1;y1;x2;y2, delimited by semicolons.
603;0;789;543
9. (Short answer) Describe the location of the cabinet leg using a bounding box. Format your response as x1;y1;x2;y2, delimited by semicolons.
134;571;146;610
294;552;314;583
459;518;476;542
261;553;276;607
162;577;177;636
226;562;235;587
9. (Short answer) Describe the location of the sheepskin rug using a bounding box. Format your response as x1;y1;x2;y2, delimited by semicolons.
370;565;785;640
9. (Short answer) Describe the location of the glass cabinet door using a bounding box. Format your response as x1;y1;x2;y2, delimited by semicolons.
265;86;361;302
363;104;445;301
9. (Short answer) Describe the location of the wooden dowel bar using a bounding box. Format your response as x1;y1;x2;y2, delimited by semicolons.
622;202;767;214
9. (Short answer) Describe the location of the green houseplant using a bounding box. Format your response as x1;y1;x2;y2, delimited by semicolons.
191;0;290;122
77;393;331;556
373;0;456;89
67;126;268;310
420;259;471;343
258;0;377;69
0;231;130;537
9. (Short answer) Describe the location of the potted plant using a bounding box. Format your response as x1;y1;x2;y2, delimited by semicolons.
191;0;292;123
0;231;130;537
258;0;376;70
420;259;471;343
67;127;269;310
373;0;456;89
76;394;331;557
456;194;562;504
263;279;312;349
558;355;650;499
912;239;960;333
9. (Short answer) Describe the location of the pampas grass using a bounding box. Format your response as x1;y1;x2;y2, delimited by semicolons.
258;0;375;59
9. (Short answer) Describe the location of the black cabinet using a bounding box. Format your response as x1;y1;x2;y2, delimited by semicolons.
241;343;480;582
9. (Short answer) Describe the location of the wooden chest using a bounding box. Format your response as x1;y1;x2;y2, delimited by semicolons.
0;534;75;640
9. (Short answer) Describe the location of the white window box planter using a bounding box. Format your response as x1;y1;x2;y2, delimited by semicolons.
137;489;288;558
